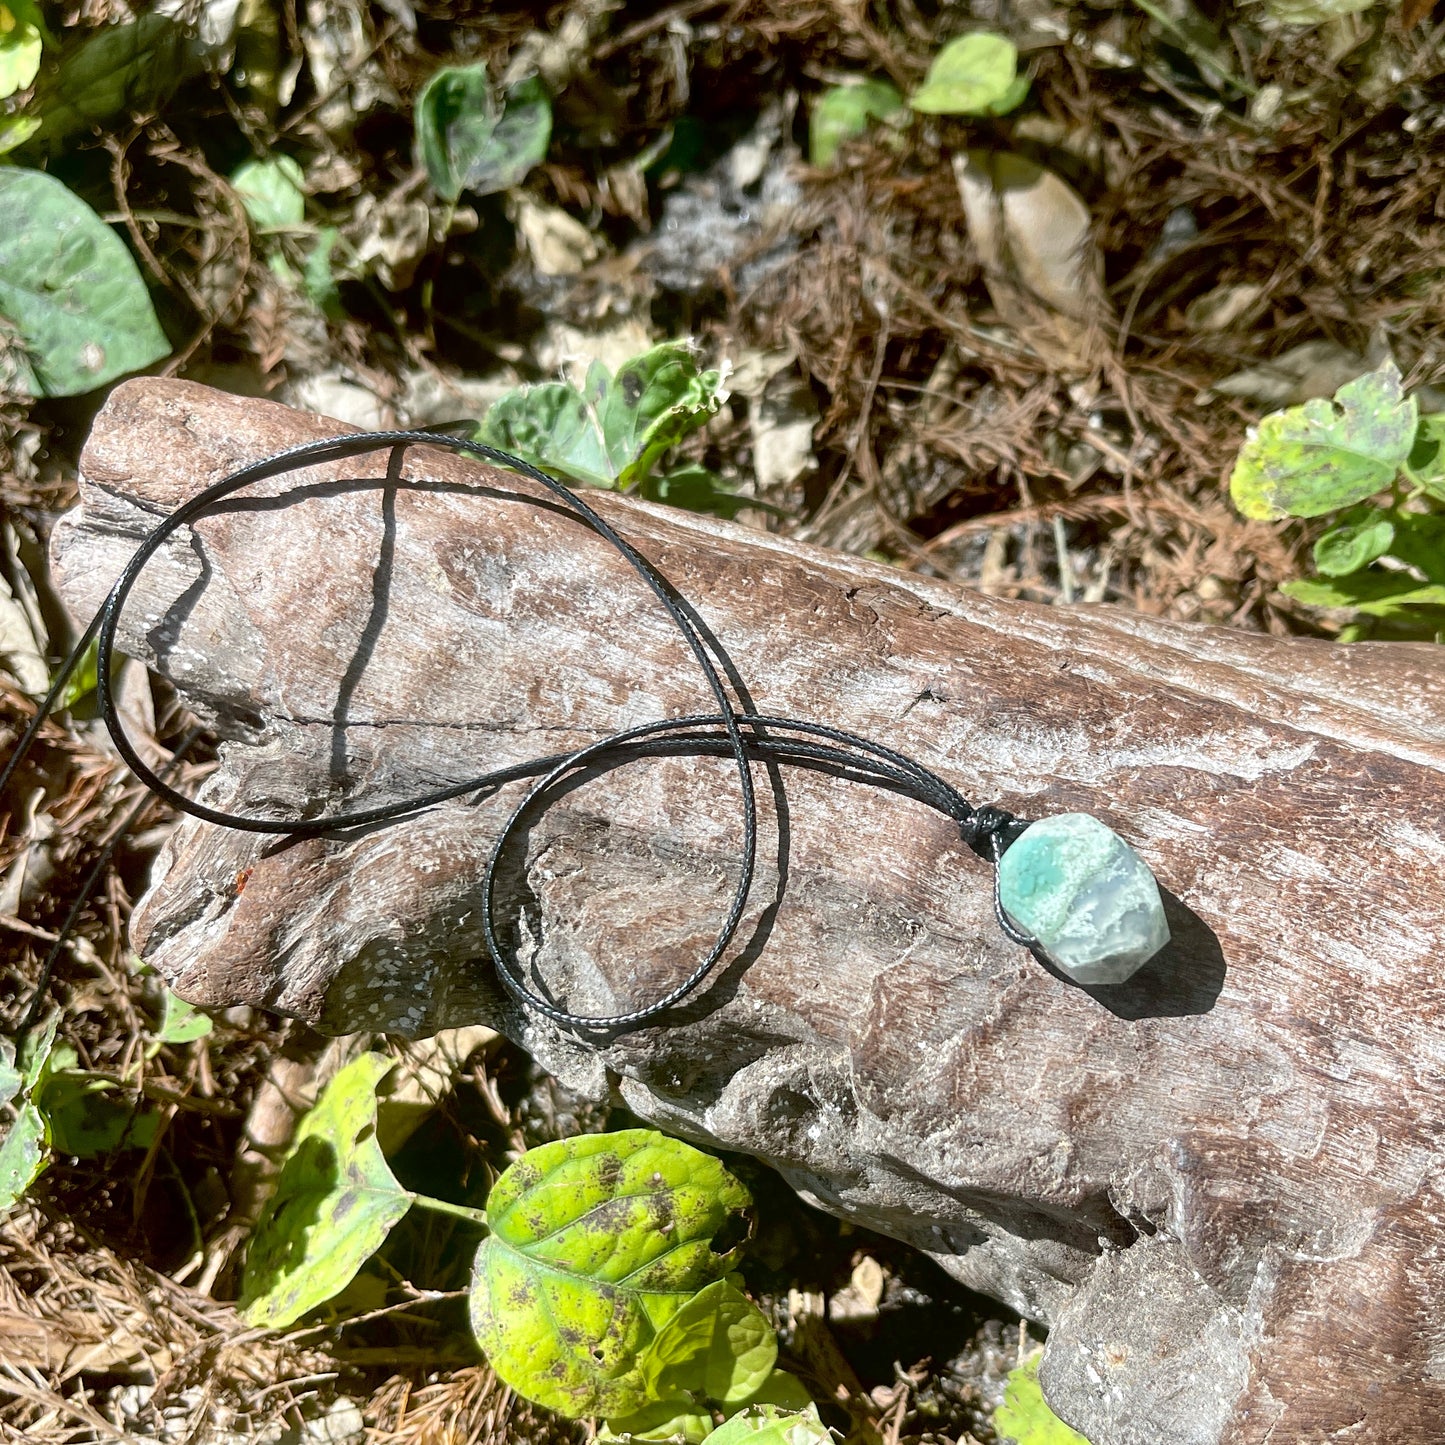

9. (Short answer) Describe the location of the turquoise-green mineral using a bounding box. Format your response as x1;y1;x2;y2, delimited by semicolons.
996;812;1169;985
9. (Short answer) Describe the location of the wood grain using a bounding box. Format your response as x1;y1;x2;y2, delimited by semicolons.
51;379;1445;1445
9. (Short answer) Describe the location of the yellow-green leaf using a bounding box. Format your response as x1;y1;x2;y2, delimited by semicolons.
995;1356;1092;1445
910;33;1027;117
642;1278;777;1405
809;79;905;166
1229;363;1417;521
467;1129;752;1418
0;1;44;100
241;1053;413;1328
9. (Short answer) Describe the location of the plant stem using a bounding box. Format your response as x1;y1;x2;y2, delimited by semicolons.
411;1194;489;1229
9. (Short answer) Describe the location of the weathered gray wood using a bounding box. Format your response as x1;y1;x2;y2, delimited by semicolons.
52;379;1445;1445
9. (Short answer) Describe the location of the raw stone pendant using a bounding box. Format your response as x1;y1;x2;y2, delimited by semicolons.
996;813;1170;985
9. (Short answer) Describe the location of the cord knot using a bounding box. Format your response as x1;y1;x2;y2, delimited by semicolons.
960;804;1028;861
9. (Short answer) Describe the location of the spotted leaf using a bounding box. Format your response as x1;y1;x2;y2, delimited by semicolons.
467;1128;752;1418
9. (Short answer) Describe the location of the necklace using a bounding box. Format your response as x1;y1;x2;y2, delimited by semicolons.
3;430;1170;1033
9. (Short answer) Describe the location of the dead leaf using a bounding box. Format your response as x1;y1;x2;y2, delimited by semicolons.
1208;335;1390;407
953;151;1112;369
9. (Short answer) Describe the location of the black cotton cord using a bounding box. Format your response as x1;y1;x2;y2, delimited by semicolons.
0;431;1034;1037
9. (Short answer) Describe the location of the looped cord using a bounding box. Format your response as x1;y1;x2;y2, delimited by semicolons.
0;431;1037;1035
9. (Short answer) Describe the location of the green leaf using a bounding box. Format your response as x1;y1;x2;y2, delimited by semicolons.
994;1356;1092;1445
232;154;306;232
0;168;169;397
416;65;552;202
0;14;192;153
467;1128;752;1418
1410;413;1445;502
1281;574;1445;616
600;1400;715;1443
0;1101;47;1210
1383;510;1445;584
155;989;214;1047
637;464;749;519
735;1371;814;1413
1313;511;1395;576
0;1;45;100
643;1279;778;1406
910;33;1027;117
0;1016;59;1211
303;227;343;319
0;1042;19;1111
476;342;728;491
54;636;101;710
809;79;905;167
1229;363;1417;521
241;1053;413;1328
705;1405;830;1445
38;1071;158;1158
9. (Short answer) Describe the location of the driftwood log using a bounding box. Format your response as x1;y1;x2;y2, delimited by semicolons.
51;380;1445;1445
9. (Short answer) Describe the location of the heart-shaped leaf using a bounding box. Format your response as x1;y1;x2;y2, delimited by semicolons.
416;65;552;202
0;167;169;397
467;1128;752;1418
476;341;728;491
642;1278;777;1406
241;1053;413;1328
910;33;1027;116
1230;363;1417;521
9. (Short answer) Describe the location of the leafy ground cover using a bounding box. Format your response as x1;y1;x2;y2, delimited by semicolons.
1;1;1444;1442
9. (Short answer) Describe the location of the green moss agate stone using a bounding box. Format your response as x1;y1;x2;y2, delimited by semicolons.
996;812;1170;985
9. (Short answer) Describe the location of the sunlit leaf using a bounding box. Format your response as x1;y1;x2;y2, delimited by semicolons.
600;1399;715;1443
1281;574;1445;616
705;1405;830;1445
477;342;728;491
55;636;101;710
241;1053;413;1328
0;168;169;397
0;0;45;100
416;64;552;202
232;154;306;231
809;78;905;166
910;33;1027;116
995;1356;1092;1444
1230;363;1416;521
467;1129;752;1418
642;1278;778;1406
